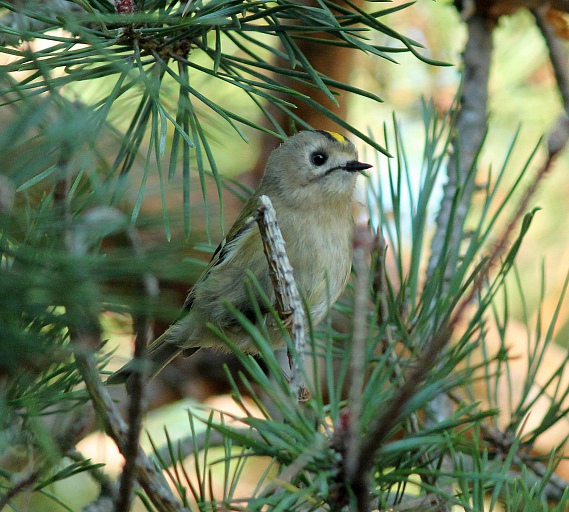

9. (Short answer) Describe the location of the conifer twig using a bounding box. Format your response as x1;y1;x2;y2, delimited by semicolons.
115;227;160;512
372;231;438;489
344;225;373;485
533;6;569;114
0;469;40;510
53;159;186;512
350;322;454;512
256;194;307;401
68;450;118;512
74;354;188;512
424;16;494;505
452;130;566;320
427;12;493;286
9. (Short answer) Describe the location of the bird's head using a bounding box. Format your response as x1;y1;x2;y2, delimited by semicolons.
261;130;372;206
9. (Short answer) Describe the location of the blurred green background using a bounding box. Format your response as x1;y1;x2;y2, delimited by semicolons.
3;0;569;508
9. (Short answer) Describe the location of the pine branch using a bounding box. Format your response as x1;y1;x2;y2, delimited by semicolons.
256;194;307;401
0;469;41;510
52;156;186;512
533;7;569;114
69;450;119;512
75;354;189;512
423;16;494;505
427;12;493;285
349;322;454;512
115;228;160;512
344;225;373;490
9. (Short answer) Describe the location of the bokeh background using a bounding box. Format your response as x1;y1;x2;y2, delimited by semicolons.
3;0;569;508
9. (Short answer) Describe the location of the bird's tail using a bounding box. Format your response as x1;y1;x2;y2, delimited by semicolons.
106;330;185;385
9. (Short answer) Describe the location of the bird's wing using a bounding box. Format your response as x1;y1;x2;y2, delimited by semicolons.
183;192;261;311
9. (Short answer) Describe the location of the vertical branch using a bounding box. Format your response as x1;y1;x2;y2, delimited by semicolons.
344;225;373;487
533;7;569;114
52;141;185;511
348;322;454;512
422;16;494;505
67;231;185;511
114;228;159;512
256;195;307;401
427;13;494;284
74;354;188;512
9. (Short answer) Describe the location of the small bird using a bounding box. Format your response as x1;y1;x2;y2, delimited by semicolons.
107;130;371;385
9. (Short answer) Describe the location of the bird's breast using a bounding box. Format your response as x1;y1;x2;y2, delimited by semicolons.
280;210;353;324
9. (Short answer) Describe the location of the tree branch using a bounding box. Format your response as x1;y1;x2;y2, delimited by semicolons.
423;15;494;506
75;353;188;512
115;228;160;512
53;151;186;512
533;6;569;114
344;225;373;495
427;12;493;285
256;194;307;401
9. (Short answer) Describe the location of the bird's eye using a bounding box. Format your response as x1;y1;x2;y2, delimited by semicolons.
310;152;328;166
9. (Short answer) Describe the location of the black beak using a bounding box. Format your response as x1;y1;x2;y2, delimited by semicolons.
343;160;373;173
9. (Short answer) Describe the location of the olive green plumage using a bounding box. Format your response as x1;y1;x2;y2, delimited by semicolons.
107;130;371;385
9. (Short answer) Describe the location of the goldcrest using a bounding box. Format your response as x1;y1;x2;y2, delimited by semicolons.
108;130;371;384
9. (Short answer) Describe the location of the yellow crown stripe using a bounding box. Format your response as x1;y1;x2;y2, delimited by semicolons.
324;131;348;144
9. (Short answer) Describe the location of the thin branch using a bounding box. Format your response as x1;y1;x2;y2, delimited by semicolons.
372;231;438;489
447;390;569;502
362;132;568;511
423;16;494;507
0;404;92;508
453;142;563;321
68;450;119;512
350;322;454;512
74;353;189;512
69;212;184;511
256;194;307;401
0;469;41;510
52;150;186;512
381;493;450;512
344;225;373;490
115;228;160;512
427;12;493;285
533;6;569;113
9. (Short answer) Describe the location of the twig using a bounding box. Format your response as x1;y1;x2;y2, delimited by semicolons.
424;16;493;507
256;194;307;401
260;436;327;497
115;228;160;512
53;156;186;512
0;406;92;508
372;232;438;489
75;353;188;512
350;322;454;512
370;128;569;512
533;6;569;113
69;217;184;510
446;390;569;502
67;450;119;512
344;225;373;490
452;140;563;322
0;468;41;510
82;495;115;512
380;493;449;511
427;12;493;286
